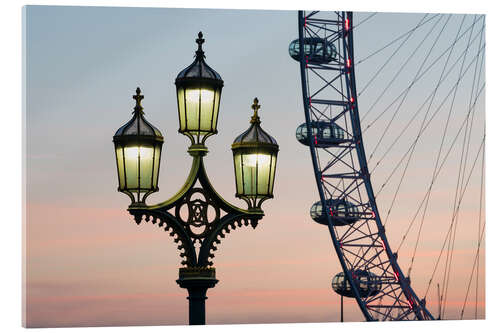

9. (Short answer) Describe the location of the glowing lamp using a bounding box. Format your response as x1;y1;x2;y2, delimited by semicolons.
113;87;164;204
231;98;279;209
175;32;224;145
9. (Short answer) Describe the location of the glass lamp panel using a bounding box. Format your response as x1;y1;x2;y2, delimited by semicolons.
177;88;186;132
123;146;155;192
124;146;139;190
211;88;221;131
242;153;261;196
268;153;277;194
256;153;272;195
185;87;216;133
115;145;125;190
152;145;161;189
138;146;154;191
199;87;216;132
185;88;200;132
233;152;243;195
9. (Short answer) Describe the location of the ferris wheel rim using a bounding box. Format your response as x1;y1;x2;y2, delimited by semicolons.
297;10;435;321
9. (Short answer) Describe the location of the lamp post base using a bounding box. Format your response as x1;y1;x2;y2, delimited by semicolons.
176;267;218;325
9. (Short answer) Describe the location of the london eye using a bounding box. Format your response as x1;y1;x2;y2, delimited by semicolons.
290;11;485;321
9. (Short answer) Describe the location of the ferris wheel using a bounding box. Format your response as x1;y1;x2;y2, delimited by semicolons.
290;11;485;321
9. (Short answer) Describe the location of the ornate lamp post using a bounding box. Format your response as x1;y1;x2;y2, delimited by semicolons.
113;32;279;325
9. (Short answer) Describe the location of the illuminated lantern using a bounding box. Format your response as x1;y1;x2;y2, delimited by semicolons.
232;98;279;209
113;87;164;204
175;31;223;145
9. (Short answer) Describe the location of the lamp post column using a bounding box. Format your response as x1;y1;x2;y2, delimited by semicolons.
176;267;218;325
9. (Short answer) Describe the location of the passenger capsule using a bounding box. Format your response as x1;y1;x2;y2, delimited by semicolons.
289;38;337;64
296;121;345;147
332;270;382;298
310;199;359;226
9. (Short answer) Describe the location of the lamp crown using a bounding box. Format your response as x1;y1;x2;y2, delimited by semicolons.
250;97;261;124
195;31;205;59
133;87;144;114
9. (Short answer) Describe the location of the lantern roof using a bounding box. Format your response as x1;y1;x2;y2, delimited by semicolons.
113;87;164;144
232;98;278;149
175;32;224;87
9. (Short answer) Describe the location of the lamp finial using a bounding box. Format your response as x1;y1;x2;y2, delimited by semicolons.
195;31;205;59
133;87;144;114
250;97;261;124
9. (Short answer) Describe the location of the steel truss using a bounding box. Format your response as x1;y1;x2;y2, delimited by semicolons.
298;11;435;321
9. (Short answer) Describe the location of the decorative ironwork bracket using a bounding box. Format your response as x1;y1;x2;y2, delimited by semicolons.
127;146;264;268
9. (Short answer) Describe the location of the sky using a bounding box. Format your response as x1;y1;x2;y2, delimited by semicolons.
23;5;485;327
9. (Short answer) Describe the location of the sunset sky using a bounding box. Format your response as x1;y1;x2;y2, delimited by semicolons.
23;5;485;328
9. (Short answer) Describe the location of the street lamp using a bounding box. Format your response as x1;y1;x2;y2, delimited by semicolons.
113;32;279;326
113;88;164;205
232;98;279;210
175;32;223;148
